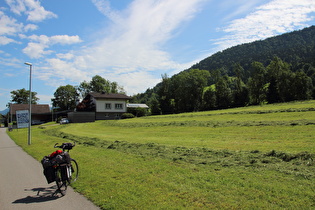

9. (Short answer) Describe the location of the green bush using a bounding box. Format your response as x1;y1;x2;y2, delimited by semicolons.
127;107;148;117
121;113;135;119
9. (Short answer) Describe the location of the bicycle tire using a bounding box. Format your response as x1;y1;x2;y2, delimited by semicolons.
55;166;67;196
69;158;79;184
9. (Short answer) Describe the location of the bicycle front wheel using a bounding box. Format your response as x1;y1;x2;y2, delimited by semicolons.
69;158;79;183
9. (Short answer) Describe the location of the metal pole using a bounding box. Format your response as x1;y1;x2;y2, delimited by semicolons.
25;62;32;145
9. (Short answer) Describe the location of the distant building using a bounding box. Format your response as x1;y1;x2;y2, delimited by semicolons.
9;104;51;125
69;92;131;122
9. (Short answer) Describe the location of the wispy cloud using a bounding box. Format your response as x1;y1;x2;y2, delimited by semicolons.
0;10;22;45
21;34;82;58
42;0;207;94
0;1;46;46
5;0;57;22
215;0;315;50
219;0;266;21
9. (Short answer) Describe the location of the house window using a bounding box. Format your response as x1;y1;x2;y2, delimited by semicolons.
115;103;123;109
105;103;111;109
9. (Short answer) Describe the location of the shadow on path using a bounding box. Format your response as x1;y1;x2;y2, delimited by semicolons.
12;186;62;204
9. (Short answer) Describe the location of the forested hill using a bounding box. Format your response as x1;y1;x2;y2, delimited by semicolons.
190;25;315;76
132;26;315;114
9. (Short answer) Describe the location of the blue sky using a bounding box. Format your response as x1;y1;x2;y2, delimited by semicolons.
1;0;315;111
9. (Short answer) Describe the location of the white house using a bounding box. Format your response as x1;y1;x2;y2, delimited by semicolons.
72;92;131;122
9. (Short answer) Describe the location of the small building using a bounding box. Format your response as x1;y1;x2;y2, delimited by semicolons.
126;103;150;117
9;104;51;125
70;92;131;122
127;103;149;109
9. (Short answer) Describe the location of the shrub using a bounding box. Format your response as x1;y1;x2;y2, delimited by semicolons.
121;113;135;119
127;107;148;117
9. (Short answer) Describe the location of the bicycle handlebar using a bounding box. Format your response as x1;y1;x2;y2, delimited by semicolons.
54;142;75;151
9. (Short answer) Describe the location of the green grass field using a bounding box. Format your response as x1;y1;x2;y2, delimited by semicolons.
8;100;315;209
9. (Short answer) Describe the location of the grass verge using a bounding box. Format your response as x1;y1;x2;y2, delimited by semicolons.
7;101;315;209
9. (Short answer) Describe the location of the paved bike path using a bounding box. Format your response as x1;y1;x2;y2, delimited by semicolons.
0;127;100;210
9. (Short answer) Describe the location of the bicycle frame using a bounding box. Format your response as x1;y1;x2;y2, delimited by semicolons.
47;142;79;196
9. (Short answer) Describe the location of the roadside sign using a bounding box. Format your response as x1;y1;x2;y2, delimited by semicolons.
16;110;29;128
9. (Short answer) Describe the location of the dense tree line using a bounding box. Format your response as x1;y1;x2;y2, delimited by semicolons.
132;26;315;115
132;57;315;114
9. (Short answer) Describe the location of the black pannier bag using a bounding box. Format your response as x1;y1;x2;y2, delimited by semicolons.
41;153;71;184
41;156;55;184
43;167;56;184
55;152;71;164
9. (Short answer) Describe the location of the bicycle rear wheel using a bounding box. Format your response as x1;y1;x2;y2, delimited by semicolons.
69;158;79;184
55;166;67;196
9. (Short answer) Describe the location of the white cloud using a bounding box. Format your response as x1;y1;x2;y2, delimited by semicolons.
50;35;82;45
5;0;25;15
0;36;16;45
37;0;207;95
115;71;161;94
5;0;57;22
215;0;315;50
56;53;74;60
219;0;265;21
0;11;23;36
24;23;37;31
0;56;22;68
45;58;89;82
0;10;37;45
81;0;205;88
22;34;82;58
37;94;53;104
91;0;121;22
23;41;51;58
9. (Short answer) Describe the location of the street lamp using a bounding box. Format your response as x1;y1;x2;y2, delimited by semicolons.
25;62;32;145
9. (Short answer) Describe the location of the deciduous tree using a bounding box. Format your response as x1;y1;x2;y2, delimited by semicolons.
8;88;39;105
78;75;125;97
52;85;79;111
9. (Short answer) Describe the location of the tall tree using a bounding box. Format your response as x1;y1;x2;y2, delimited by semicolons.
78;75;125;97
266;57;293;103
8;88;39;105
202;85;216;110
52;85;79;111
158;74;174;114
149;96;161;115
173;69;210;113
215;76;232;109
247;62;268;105
293;70;313;100
90;75;111;93
77;81;91;99
232;63;249;107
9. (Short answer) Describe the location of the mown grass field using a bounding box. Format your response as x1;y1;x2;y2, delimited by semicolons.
8;100;315;209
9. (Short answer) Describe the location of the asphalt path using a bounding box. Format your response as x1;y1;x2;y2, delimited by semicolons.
0;127;100;210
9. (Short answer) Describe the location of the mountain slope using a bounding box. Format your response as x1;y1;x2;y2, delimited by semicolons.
132;26;315;107
0;109;9;115
190;26;315;76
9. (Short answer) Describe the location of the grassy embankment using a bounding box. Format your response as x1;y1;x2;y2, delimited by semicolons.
8;100;315;209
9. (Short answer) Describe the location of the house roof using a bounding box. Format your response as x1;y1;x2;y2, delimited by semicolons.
10;104;50;114
127;103;149;108
89;92;131;100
